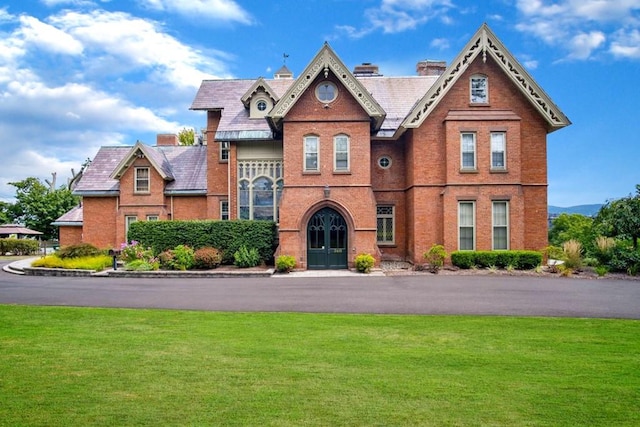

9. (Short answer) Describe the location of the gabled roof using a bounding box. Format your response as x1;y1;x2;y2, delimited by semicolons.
110;141;174;181
0;224;43;235
74;144;207;196
402;23;571;132
240;77;280;108
52;205;83;226
267;42;386;132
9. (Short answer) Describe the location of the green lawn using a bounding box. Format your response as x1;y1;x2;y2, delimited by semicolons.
1;306;638;426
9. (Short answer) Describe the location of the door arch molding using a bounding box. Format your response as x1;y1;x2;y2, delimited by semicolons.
303;202;353;270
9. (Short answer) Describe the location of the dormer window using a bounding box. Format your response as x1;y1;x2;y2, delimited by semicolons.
250;97;271;118
470;75;488;104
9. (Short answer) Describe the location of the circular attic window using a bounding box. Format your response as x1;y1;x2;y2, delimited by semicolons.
316;82;337;103
256;100;268;111
378;156;392;169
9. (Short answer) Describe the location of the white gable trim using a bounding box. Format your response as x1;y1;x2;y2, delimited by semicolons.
110;142;173;181
240;77;280;108
268;43;386;131
402;23;570;132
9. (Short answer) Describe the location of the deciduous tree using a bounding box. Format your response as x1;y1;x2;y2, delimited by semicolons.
594;185;640;249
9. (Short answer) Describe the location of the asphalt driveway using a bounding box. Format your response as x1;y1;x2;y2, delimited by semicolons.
1;261;639;318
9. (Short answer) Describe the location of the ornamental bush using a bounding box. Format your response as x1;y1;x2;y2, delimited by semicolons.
57;243;104;259
275;255;296;273
194;247;223;269
451;250;542;270
0;238;40;255
234;246;260;268
354;253;375;273
423;244;447;273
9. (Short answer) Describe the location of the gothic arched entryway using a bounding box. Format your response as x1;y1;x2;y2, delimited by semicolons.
307;207;348;269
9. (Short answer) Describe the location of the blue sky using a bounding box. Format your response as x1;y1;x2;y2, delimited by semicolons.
0;0;638;207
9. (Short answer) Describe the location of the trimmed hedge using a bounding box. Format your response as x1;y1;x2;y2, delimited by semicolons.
451;250;542;270
127;220;277;264
0;238;40;255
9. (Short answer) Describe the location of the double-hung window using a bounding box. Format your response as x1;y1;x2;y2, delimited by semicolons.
461;133;476;170
491;132;506;170
458;202;475;250
220;141;230;162
376;206;395;244
125;215;137;240
492;201;509;250
304;136;319;172
220;200;229;220
334;134;349;172
134;167;149;193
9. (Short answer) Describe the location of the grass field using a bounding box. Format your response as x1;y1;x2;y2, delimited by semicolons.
1;305;639;426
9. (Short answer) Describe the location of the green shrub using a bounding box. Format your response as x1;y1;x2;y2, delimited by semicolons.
158;250;175;270
451;250;542;270
607;243;640;274
124;259;159;271
275;255;297;273
595;265;609;277
593;236;615;265
57;243;104;259
354;253;375;273
171;245;195;270
234;246;260;268
423;244;447;273
194;247;223;269
127;220;277;264
0;238;40;255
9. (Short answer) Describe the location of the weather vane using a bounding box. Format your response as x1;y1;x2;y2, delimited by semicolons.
283;53;289;64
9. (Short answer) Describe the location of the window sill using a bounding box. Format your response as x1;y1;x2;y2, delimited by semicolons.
490;168;508;173
303;171;321;175
459;169;478;174
377;243;396;247
219;160;229;164
469;102;490;107
134;191;151;195
333;170;351;175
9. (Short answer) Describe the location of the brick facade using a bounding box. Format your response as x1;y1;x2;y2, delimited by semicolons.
58;24;569;268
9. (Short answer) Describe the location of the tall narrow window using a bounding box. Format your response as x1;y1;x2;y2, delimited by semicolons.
461;133;476;170
237;160;284;221
376;206;395;244
491;132;506;170
220;141;230;162
334;135;349;172
493;201;509;250
134;167;149;193
125;215;137;240
220;200;229;220
459;202;475;250
470;75;488;103
239;180;250;220
304;136;319;171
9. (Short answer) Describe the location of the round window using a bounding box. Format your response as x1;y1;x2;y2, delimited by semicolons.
378;156;392;169
316;82;337;103
256;100;267;111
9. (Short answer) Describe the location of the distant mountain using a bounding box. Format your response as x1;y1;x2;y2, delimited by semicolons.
548;204;603;216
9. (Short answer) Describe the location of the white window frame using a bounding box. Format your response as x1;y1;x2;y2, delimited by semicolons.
334;134;350;172
470;74;488;103
220;200;229;220
134;167;150;193
304;135;319;172
220;141;230;162
491;132;506;170
125;215;137;240
376;205;395;245
460;133;476;170
458;202;475;251
316;82;337;103
492;201;509;250
146;215;159;221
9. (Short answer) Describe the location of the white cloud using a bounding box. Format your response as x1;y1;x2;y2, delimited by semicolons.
335;0;453;38
567;31;606;60
515;0;640;61
18;16;84;55
610;28;640;58
430;37;450;50
138;0;253;24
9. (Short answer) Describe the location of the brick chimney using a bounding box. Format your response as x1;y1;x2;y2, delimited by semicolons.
156;134;180;146
416;60;446;76
353;63;382;77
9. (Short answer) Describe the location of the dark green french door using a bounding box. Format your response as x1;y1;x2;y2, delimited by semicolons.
307;207;348;269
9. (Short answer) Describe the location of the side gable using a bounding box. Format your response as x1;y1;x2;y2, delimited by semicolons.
110;141;174;181
267;42;386;132
240;77;280;108
402;23;570;133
